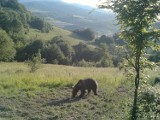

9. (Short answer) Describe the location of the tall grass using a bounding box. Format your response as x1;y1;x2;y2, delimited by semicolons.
0;62;124;96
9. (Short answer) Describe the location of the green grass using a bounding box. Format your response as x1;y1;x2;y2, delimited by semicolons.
0;62;124;96
3;62;158;119
27;27;88;46
0;62;159;119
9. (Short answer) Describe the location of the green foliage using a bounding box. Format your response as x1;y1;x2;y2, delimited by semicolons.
0;29;16;61
43;43;65;64
14;35;114;67
16;40;44;61
29;16;52;33
98;44;113;67
26;50;43;72
94;34;126;67
40;36;114;67
76;59;97;67
95;35;114;45
74;28;96;40
0;0;31;35
74;42;102;63
138;84;160;120
42;36;74;65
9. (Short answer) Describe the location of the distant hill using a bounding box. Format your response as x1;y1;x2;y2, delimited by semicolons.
20;0;119;36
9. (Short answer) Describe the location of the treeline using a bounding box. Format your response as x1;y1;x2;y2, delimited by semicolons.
0;27;159;67
14;34;126;67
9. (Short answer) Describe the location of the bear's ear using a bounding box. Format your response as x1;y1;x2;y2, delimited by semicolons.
78;79;83;83
77;79;83;85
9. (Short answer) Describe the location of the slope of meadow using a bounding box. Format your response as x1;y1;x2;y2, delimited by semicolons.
0;62;131;120
27;27;88;46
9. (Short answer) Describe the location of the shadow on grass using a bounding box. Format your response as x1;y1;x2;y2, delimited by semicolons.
69;33;87;41
44;97;81;106
0;106;12;112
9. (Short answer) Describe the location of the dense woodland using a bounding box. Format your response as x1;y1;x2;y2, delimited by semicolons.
0;0;159;67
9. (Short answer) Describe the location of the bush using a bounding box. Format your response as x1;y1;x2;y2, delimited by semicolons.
138;84;160;120
76;59;96;67
29;17;52;33
74;28;95;40
95;35;114;45
26;50;43;72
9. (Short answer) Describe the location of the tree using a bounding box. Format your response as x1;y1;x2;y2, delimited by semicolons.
29;17;52;33
0;0;31;39
74;28;96;40
42;44;65;64
16;40;44;61
95;35;114;45
0;29;16;61
43;36;75;65
74;42;102;62
99;0;160;119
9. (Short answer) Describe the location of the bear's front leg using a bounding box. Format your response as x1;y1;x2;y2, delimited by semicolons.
79;89;85;98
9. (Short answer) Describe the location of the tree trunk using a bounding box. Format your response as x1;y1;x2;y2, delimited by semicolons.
131;73;139;120
131;48;141;120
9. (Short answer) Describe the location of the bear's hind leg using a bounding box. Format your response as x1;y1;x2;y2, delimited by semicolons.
92;88;98;95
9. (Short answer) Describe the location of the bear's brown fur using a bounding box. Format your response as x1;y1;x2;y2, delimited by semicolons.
72;78;98;98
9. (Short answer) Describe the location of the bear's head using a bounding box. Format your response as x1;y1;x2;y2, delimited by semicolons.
72;80;83;98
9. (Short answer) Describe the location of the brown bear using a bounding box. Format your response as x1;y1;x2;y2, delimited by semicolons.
72;78;98;98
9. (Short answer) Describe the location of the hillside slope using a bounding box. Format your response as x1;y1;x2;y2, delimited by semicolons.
27;27;92;46
20;0;119;35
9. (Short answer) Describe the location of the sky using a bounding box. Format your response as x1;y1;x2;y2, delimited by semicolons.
62;0;100;7
19;0;103;8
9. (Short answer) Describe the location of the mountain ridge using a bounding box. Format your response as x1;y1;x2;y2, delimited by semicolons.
20;0;118;35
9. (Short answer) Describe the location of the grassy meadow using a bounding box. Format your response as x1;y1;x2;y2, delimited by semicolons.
27;27;89;46
0;62;133;120
0;62;125;95
0;62;159;120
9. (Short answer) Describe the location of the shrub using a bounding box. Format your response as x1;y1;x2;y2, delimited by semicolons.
138;84;160;120
74;28;95;40
26;50;43;72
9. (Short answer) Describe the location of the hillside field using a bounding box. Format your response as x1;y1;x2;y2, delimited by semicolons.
27;27;89;46
0;62;133;120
